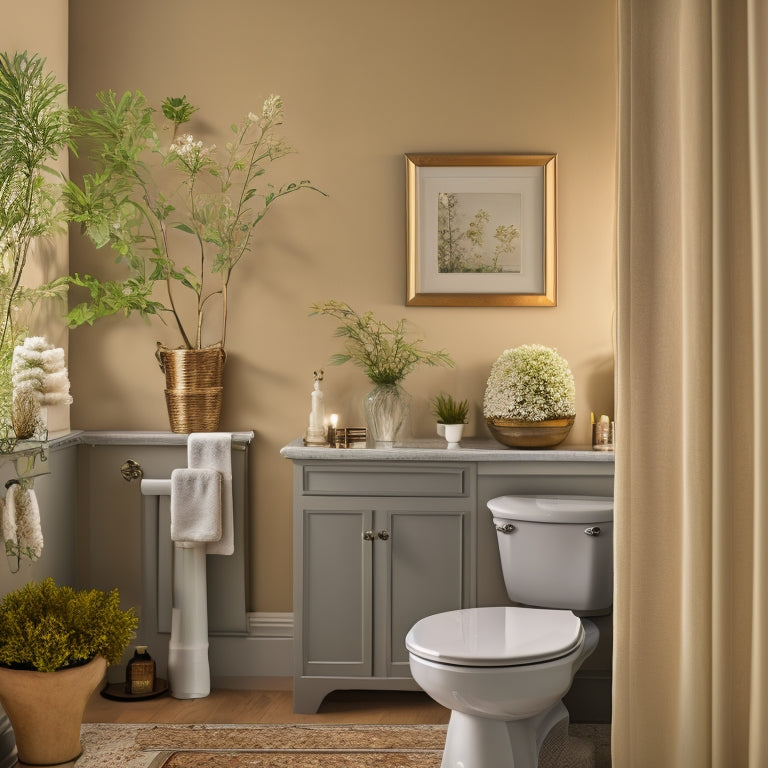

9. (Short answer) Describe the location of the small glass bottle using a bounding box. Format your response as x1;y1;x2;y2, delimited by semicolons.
125;645;156;695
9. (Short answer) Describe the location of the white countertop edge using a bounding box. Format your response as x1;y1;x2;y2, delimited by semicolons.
280;437;614;462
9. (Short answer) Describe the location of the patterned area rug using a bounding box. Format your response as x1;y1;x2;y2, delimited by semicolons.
75;722;610;768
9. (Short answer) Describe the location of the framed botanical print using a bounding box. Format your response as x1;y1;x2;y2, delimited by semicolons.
406;153;557;306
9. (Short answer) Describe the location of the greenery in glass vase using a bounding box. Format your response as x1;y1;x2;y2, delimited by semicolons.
483;344;575;422
64;92;324;350
0;51;69;423
310;299;454;385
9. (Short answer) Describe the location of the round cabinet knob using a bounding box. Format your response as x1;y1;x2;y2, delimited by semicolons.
377;530;390;541
362;530;376;541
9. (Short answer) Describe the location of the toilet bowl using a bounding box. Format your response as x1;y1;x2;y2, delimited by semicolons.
406;607;599;768
406;495;613;768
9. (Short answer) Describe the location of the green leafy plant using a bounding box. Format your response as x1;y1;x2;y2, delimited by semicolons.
310;299;454;385
0;51;69;421
64;92;325;350
0;577;138;672
483;344;575;422
430;392;469;424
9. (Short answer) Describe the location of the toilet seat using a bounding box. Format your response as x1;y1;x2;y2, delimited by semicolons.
406;606;584;667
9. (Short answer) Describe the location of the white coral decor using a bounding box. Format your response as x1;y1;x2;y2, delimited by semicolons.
483;344;576;422
11;336;73;406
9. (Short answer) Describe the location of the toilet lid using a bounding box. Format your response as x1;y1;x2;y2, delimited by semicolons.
405;606;584;667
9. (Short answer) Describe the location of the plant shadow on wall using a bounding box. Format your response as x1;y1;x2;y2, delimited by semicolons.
64;89;326;431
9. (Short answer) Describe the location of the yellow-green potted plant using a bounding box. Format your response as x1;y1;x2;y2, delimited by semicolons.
483;344;576;448
0;578;138;765
64;91;325;432
311;300;454;447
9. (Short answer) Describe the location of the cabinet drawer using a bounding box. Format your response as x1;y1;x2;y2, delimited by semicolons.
301;463;470;497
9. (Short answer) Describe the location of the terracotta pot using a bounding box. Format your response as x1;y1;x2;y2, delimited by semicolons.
159;347;226;433
486;416;575;449
0;655;106;766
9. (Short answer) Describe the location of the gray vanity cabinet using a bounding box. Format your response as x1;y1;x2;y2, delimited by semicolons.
292;461;475;713
283;439;615;720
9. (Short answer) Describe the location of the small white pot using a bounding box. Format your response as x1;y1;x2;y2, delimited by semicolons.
443;423;464;449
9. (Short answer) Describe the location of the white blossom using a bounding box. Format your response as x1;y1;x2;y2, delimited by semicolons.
483;344;575;421
261;93;282;120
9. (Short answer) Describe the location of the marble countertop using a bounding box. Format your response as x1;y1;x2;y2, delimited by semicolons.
280;437;614;463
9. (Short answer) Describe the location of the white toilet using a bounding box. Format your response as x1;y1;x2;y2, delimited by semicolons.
406;494;614;768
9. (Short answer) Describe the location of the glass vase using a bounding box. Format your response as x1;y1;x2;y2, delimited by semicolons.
364;383;411;448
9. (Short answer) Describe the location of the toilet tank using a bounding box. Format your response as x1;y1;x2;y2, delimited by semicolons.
488;495;614;614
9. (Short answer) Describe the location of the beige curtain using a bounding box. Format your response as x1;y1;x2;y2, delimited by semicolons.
614;1;768;766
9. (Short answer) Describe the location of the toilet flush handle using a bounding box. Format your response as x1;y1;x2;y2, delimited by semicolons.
585;526;601;536
494;522;516;534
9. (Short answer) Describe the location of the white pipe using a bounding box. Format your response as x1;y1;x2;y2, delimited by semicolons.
167;542;210;699
140;477;211;699
140;478;172;496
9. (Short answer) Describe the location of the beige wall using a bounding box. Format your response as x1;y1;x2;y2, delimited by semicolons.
66;0;617;612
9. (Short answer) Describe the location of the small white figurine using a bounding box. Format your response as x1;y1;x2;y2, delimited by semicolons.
304;370;328;446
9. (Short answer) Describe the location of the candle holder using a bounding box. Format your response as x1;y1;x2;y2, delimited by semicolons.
591;419;614;451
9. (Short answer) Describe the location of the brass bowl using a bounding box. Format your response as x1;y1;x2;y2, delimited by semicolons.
486;416;575;449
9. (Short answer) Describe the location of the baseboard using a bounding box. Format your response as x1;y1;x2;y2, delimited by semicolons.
209;612;294;686
247;612;293;637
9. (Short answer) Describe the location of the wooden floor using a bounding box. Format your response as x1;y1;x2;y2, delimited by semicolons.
83;686;451;725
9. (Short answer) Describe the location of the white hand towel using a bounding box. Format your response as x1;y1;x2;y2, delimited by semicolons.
188;433;234;555
170;468;222;543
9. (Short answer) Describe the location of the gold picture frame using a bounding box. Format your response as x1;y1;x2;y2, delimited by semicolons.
405;153;557;307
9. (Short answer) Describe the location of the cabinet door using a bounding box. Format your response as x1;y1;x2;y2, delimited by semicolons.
377;507;468;677
301;508;373;677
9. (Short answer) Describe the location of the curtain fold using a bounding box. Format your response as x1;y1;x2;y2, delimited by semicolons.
614;1;768;765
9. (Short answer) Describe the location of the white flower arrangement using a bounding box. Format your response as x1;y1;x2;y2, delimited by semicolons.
483;344;575;422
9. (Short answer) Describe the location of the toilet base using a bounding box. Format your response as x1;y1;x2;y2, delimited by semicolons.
440;700;569;768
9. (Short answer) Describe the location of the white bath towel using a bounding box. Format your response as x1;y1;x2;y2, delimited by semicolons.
188;433;234;556
170;468;222;543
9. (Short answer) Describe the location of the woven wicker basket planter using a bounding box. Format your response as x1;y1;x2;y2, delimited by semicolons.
159;347;226;433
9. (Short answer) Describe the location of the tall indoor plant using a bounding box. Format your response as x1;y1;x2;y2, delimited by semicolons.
65;91;324;431
311;300;454;447
0;51;69;434
0;578;137;765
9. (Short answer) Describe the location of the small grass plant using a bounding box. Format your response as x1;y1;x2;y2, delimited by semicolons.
430;392;469;424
